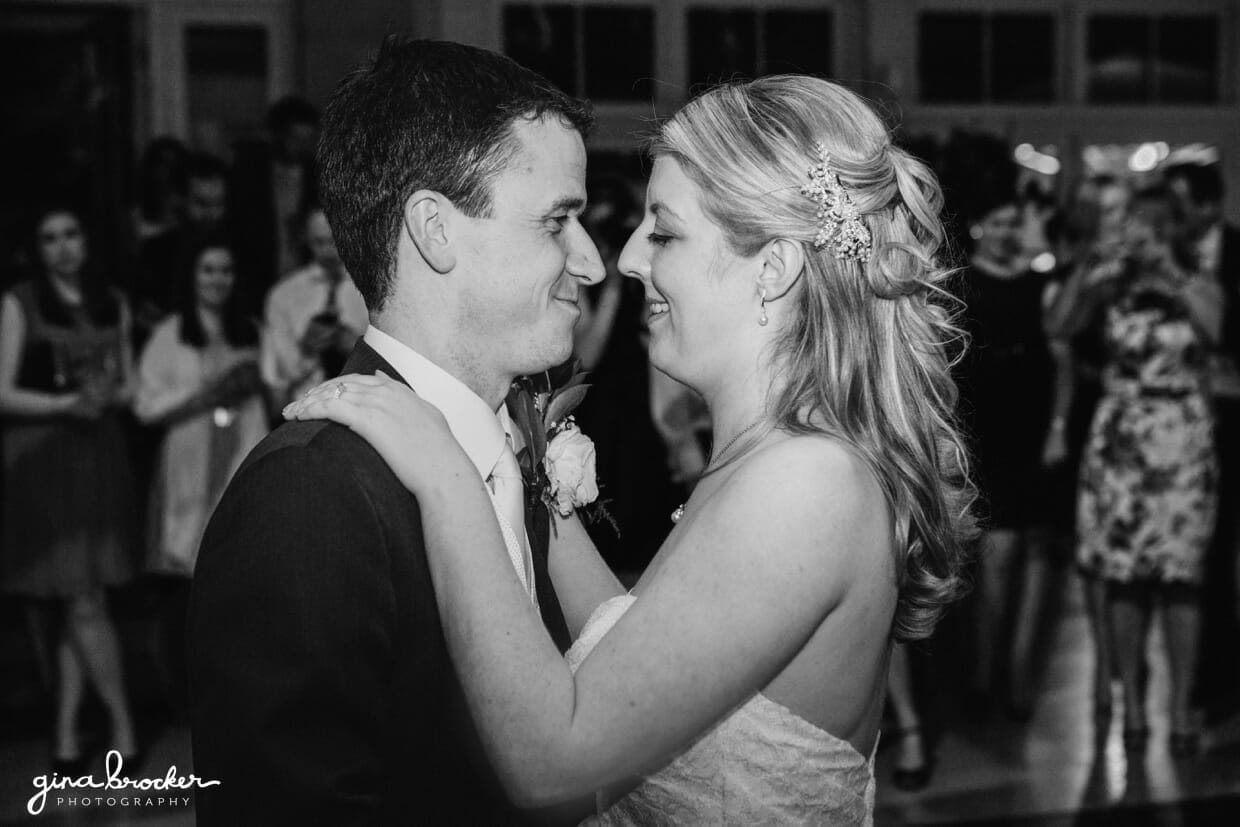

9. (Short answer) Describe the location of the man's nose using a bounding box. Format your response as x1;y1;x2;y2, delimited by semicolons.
567;224;605;284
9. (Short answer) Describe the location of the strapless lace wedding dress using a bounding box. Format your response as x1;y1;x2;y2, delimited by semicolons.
565;594;876;826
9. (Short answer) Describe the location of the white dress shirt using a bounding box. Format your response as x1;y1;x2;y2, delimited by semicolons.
261;262;369;405
362;326;536;600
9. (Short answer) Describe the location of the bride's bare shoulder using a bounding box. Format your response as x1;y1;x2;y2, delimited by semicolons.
731;433;887;510
706;433;893;571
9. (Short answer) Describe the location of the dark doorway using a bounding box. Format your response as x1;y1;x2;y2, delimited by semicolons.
0;4;135;290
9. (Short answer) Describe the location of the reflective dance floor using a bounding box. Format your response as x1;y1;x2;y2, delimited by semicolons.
1;571;1238;824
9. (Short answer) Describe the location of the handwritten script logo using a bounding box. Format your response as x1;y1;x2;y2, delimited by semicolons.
28;750;221;815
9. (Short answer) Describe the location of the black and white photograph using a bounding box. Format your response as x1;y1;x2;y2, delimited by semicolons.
1;1;1239;824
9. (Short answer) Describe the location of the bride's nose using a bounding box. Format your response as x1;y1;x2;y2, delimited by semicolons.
618;226;650;285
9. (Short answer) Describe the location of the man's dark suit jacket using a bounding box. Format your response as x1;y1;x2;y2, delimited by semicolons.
188;340;572;825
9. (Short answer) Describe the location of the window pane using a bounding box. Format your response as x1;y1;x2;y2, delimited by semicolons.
991;13;1055;103
688;8;757;91
503;4;577;94
1087;15;1151;103
1158;15;1217;103
584;6;654;101
762;10;832;77
186;25;267;153
918;12;983;103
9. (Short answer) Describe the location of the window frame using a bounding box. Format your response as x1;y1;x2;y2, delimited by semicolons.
914;0;1065;105
493;0;859;151
1078;0;1229;105
148;0;294;142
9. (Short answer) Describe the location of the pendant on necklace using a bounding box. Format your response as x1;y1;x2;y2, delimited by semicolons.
671;503;685;524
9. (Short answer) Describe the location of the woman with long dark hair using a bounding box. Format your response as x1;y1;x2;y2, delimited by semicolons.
0;205;140;772
134;232;267;710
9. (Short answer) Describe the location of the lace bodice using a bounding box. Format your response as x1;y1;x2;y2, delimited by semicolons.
565;594;876;826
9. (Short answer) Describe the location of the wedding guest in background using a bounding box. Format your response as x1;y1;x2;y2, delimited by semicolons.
129;137;187;246
649;363;710;488
231;96;320;315
958;191;1060;718
261;204;367;408
887;643;933;790
135;153;230;342
1165;162;1240;726
1055;184;1222;754
0;205;140;773
134;232;267;714
1045;175;1132;720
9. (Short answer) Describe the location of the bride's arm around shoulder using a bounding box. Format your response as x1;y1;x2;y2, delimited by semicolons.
470;433;895;804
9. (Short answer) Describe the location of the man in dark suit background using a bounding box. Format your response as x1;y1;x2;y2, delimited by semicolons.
1166;161;1240;728
133;153;230;345
188;36;603;824
229;95;320;317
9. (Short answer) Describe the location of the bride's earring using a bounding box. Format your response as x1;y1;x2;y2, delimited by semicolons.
758;287;769;327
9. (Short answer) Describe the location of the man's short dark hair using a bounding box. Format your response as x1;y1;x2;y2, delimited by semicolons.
266;95;320;136
1164;162;1224;205
317;36;594;311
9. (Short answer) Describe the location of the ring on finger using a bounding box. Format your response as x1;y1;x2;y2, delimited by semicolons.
333;382;347;399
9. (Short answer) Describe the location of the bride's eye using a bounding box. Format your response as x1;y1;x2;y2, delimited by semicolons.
646;233;672;247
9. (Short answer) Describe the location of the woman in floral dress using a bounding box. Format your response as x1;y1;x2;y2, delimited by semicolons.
1070;184;1222;753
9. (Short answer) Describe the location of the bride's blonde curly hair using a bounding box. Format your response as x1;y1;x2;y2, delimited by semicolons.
653;75;978;641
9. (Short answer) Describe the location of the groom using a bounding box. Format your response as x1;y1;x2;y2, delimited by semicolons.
188;37;603;824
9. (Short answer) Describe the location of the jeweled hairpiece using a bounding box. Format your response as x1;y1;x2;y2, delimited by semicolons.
799;142;872;262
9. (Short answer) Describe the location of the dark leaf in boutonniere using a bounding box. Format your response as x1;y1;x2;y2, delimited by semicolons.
545;359;579;390
544;383;590;429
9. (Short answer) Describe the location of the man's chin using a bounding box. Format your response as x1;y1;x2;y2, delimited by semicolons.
514;341;575;378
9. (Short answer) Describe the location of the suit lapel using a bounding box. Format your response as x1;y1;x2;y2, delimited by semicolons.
353;343;575;653
521;444;573;655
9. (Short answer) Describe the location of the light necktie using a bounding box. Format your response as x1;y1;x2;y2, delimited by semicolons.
488;434;537;604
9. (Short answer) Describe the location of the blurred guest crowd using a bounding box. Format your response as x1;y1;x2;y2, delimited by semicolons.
0;96;1237;790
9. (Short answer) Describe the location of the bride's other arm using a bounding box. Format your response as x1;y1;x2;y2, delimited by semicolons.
547;513;625;639
288;380;884;804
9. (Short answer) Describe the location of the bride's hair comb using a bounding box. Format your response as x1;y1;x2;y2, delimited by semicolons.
800;142;872;263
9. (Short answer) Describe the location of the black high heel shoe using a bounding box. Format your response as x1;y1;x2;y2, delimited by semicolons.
890;726;933;791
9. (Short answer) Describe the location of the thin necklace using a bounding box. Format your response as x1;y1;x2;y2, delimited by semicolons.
670;417;765;524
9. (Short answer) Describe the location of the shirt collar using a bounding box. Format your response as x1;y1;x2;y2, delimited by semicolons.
362;325;507;479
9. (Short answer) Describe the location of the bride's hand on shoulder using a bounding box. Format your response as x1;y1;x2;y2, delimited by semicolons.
282;371;465;496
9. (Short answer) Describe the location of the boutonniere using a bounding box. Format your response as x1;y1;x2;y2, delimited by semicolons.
506;363;617;534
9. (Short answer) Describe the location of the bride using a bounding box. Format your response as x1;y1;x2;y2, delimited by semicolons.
287;75;976;824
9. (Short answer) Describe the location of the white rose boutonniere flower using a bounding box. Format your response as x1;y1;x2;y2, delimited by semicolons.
506;363;617;534
544;421;600;517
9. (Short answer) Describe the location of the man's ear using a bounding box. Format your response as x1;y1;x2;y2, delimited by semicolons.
404;191;456;274
756;237;805;301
